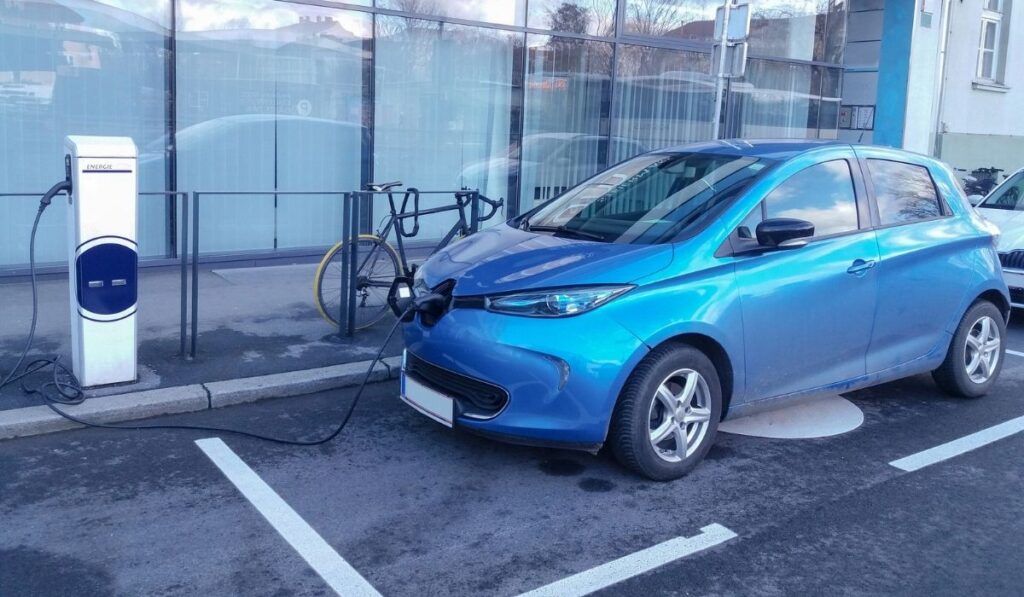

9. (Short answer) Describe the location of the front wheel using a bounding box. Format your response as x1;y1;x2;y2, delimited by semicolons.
609;344;722;481
313;235;401;330
932;300;1006;397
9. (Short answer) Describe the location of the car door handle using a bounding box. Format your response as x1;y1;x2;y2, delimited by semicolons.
847;259;877;275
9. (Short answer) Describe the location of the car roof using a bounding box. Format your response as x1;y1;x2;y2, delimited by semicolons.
656;139;845;160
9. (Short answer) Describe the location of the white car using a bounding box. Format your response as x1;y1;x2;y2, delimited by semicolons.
975;167;1024;308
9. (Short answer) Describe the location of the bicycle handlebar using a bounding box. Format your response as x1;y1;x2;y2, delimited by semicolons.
477;194;504;222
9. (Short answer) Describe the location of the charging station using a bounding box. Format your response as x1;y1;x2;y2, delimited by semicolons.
65;136;138;387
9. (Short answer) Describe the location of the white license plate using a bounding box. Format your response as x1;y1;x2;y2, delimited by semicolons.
401;366;454;428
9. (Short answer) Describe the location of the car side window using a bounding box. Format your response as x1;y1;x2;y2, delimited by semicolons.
980;171;1024;211
739;159;859;239
867;159;944;225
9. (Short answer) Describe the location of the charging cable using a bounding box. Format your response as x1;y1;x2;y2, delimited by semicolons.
2;179;407;446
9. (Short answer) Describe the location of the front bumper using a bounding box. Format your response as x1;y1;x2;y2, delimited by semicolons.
1003;268;1024;307
401;307;648;449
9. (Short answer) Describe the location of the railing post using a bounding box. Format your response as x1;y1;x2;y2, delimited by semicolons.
339;192;352;337
346;192;362;337
179;192;189;357
189;191;200;359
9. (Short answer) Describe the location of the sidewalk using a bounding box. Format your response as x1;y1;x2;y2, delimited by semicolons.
0;260;403;412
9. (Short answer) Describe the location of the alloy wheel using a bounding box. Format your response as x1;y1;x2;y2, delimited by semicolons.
964;315;1001;384
647;368;713;463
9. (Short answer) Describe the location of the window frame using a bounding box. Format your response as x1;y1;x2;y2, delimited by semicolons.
862;158;950;230
977;1;1006;82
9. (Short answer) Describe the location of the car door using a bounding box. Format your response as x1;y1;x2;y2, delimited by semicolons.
732;153;880;400
856;149;972;372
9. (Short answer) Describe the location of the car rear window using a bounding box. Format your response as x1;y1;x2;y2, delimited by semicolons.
867;159;944;225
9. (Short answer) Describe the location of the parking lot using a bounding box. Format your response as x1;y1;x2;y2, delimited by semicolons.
2;319;1024;596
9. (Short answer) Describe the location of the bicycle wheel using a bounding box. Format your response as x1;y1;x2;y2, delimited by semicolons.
314;235;402;330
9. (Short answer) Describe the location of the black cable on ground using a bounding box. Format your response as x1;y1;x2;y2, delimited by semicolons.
3;178;406;446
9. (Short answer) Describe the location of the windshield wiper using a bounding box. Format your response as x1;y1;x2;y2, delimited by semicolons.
527;225;605;242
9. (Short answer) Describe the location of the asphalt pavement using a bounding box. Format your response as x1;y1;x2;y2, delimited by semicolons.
2;320;1023;596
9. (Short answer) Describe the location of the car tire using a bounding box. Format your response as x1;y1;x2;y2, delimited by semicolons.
609;343;723;481
932;300;1006;398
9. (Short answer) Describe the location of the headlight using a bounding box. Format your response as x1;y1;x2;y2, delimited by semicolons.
486;285;633;317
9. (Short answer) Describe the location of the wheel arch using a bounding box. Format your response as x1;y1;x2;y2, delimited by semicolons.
977;288;1011;323
649;333;736;419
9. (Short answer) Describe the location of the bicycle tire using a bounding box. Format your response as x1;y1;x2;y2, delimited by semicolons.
313;235;402;330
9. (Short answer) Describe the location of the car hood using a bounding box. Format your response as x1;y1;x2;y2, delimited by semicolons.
419;224;674;296
977;208;1024;251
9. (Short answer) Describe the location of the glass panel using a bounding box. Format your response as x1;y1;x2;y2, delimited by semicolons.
611;45;715;162
981;51;994;79
748;0;846;63
521;34;612;210
176;1;370;253
980;171;1024;211
982;20;998;50
623;0;718;42
762;160;858;236
867;159;942;225
377;0;526;27
526;152;775;244
985;0;1002;12
374;17;517;238
0;0;170;267
527;0;616;37
725;59;821;139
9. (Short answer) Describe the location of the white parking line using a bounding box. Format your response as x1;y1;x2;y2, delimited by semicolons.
889;415;1024;472
1006;349;1024;358
195;438;381;597
517;523;737;597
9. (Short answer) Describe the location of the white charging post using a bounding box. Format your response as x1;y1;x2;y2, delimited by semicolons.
65;136;138;387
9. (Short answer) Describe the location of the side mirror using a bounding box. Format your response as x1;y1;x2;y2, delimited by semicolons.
967;194;985;206
387;276;416;321
756;218;814;249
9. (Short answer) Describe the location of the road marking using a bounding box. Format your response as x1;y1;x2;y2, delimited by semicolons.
195;438;381;597
1007;349;1024;358
518;523;737;597
889;415;1024;472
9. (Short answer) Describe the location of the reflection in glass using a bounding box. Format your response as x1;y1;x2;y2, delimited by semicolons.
375;17;517;238
527;152;773;244
726;60;840;139
868;160;943;225
527;0;616;37
623;0;718;43
377;0;525;27
521;34;612;210
175;1;370;253
0;0;170;266
747;0;846;62
763;159;858;236
612;45;714;162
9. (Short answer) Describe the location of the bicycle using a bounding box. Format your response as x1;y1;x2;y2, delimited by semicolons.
313;182;504;330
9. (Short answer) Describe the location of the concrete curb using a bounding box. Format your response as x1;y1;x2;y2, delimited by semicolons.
0;355;402;441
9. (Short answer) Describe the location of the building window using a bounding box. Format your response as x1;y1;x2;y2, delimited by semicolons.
977;0;1007;81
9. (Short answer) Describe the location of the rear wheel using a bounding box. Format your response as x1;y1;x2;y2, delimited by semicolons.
313;235;401;330
609;344;722;481
932;300;1006;397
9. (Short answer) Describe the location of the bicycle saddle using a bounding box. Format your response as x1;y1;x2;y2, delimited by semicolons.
366;181;403;192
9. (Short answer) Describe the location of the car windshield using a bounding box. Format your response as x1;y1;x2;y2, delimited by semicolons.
523;152;775;244
980;171;1024;211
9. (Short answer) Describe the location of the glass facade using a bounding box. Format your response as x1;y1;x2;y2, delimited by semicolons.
0;0;848;270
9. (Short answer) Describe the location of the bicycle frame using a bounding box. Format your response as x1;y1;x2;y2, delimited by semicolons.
367;189;473;277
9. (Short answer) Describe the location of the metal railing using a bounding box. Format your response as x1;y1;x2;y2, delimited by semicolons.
1;190;191;356
3;187;493;360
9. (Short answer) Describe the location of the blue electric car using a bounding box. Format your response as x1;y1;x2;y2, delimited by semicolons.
398;140;1009;480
